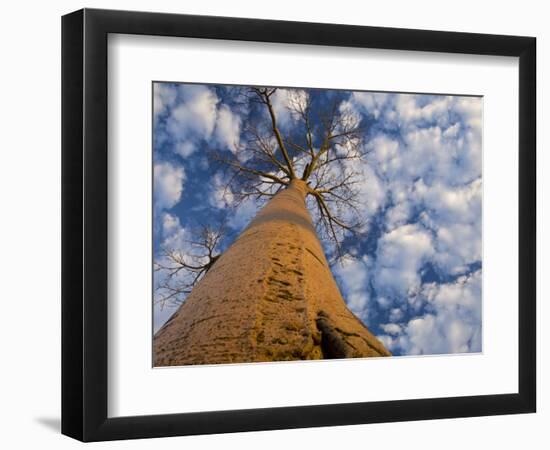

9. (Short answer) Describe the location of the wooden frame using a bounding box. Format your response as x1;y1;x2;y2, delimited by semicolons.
62;8;536;441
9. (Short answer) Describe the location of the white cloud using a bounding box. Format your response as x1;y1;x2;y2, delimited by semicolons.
373;223;434;300
351;92;389;119
161;84;242;158
376;335;395;351
337;99;362;131
455;96;483;132
175;141;196;158
385;202;411;230
160;212;188;250
443;122;460;138
271;88;309;129
419;178;482;273
355;94;482;182
434;223;481;274
352;159;387;218
389;308;404;322
153;161;186;212
161;212;180;236
167;85;219;147
333;256;371;317
380;323;402;335
208;172;235;209
153;83;177;118
395;95;453;127
422;179;481;222
215;104;241;152
368;135;400;175
395;270;482;355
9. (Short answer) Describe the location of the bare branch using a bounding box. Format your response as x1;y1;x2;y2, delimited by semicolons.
213;151;289;186
251;88;297;179
211;86;368;260
154;222;225;308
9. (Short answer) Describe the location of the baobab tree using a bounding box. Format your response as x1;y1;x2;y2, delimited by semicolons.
153;87;390;366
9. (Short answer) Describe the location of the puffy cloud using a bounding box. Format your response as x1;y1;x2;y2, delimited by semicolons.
418;178;482;273
349;156;387;218
208;172;235;209
215;104;241;153
160;212;188;250
389;307;404;322
434;223;481;274
333;255;371;318
455;96;483;132
373;224;434;300
367;135;400;175
351;92;389;119
175;141;197;158
153;161;186;212
166;85;219;157
421;179;481;222
271;88;309;129
384;202;411;231
380;323;402;335
337;99;362;131
153;83;177;118
377;335;394;351
354;93;482;138
394;270;482;355
395;95;453;127
157;84;242;158
161;212;180;236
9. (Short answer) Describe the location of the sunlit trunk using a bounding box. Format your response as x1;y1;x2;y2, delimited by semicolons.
154;179;390;366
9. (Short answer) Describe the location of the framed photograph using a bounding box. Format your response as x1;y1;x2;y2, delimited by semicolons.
62;8;536;441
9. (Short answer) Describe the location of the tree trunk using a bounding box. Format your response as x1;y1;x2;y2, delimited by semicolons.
154;179;390;366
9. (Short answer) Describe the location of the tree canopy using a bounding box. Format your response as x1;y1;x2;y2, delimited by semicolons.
216;87;368;252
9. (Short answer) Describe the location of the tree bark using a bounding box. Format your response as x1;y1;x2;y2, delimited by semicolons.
153;179;390;366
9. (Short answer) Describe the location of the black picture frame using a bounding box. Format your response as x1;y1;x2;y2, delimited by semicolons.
61;8;536;442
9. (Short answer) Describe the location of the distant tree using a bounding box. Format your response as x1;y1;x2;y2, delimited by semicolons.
154;222;224;308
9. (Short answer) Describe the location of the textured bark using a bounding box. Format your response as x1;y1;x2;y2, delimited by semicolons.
153;179;390;366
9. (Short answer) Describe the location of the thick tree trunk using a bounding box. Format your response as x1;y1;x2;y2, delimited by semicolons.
154;179;390;366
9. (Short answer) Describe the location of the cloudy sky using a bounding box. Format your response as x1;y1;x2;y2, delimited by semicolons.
153;82;483;357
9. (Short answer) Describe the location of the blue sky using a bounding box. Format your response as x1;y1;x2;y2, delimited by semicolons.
153;82;483;357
